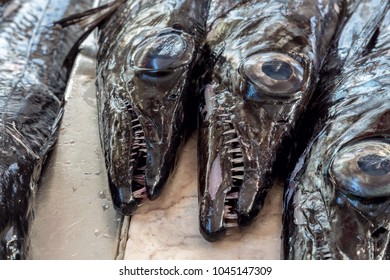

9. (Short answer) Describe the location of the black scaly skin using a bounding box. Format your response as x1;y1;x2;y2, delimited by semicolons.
283;0;390;259
0;0;92;260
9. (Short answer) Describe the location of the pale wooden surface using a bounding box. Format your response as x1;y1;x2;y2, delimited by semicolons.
29;35;283;260
125;134;283;260
29;46;121;260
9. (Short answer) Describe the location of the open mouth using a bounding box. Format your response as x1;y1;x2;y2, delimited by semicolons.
129;108;147;201
221;113;243;228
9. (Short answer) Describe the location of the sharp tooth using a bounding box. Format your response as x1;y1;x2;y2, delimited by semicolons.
131;119;139;123
231;174;244;180
137;165;146;171
131;152;137;156
134;142;146;146
223;129;236;135
226;192;239;199
231;166;244;172
225;222;238;228
138;148;147;153
223;187;232;194
225;138;239;144
231;158;244;163
224;213;238;220
227;148;241;153
133;175;145;185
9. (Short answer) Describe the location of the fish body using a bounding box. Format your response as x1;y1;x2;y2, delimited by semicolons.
283;0;390;260
95;0;209;215
198;0;345;241
0;0;92;260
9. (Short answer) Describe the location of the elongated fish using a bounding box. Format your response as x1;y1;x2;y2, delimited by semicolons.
0;0;92;260
62;0;209;215
198;0;345;241
283;0;390;260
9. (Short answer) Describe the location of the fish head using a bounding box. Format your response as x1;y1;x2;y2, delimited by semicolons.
284;101;390;259
199;51;311;241
100;27;196;214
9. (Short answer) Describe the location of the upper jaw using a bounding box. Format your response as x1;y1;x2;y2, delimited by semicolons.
108;65;188;215
109;95;185;215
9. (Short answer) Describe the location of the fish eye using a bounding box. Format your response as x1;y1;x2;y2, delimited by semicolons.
330;140;390;198
131;31;194;72
240;52;304;98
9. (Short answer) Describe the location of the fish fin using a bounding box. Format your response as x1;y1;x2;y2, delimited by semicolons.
54;0;126;69
54;0;126;28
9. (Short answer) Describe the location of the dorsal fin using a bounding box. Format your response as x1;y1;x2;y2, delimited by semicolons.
54;0;126;28
54;0;126;68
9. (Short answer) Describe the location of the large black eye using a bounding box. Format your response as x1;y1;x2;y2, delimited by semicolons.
330;140;390;198
240;52;304;98
131;31;194;72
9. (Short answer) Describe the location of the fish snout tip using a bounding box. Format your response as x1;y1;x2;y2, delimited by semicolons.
145;178;165;201
237;186;266;227
198;194;227;242
237;209;259;228
119;199;139;216
199;221;226;242
114;187;139;215
144;149;177;201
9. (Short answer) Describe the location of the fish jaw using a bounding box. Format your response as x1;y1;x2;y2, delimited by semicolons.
104;90;187;214
198;83;290;240
98;27;196;214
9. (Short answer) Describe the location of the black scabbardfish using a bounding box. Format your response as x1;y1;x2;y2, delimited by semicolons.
59;0;209;215
0;0;92;260
283;0;390;259
199;0;343;241
198;0;345;241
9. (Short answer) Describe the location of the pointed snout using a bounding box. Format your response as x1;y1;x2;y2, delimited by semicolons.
199;194;227;242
